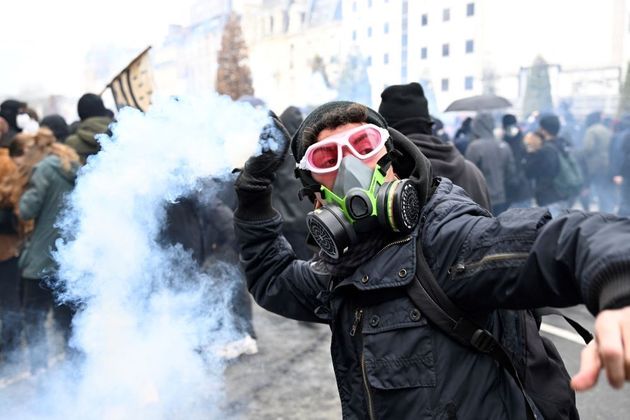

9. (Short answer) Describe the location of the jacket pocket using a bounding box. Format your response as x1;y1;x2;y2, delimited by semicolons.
362;298;436;389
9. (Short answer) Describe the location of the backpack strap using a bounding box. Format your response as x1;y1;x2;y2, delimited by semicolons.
533;307;593;344
407;249;539;420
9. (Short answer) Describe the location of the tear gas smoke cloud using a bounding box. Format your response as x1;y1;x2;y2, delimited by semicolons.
0;94;269;419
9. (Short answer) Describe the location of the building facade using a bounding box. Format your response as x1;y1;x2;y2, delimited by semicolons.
344;0;630;117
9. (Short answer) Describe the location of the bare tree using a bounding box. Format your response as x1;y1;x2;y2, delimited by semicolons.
216;13;254;100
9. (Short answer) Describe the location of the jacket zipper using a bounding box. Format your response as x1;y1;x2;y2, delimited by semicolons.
350;308;376;420
350;308;363;337
449;252;529;276
361;351;376;420
375;235;412;256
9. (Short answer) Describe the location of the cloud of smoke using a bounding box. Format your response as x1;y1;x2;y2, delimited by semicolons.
0;94;268;419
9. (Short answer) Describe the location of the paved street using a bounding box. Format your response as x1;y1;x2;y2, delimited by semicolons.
1;304;628;419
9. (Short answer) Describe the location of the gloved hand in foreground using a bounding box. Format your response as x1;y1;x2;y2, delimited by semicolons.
234;111;291;192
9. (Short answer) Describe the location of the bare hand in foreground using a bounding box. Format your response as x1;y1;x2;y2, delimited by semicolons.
571;307;630;391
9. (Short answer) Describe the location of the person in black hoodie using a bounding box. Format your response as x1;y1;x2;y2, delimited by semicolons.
272;106;314;260
379;82;491;211
502;114;533;207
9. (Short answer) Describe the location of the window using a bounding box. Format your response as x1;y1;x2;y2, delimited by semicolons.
367;26;372;37
441;78;449;92
442;43;450;57
402;34;408;47
352;30;357;41
384;23;389;34
421;14;428;26
465;39;474;53
443;8;450;22
465;76;474;90
421;47;427;59
368;0;373;7
467;3;475;16
367;56;372;66
384;53;389;64
352;1;357;12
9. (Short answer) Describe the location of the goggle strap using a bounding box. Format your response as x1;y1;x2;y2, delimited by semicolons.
298;185;319;202
376;153;393;175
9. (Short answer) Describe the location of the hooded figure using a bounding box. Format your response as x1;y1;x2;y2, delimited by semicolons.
379;82;491;211
465;113;516;214
232;100;630;420
270;106;314;260
501;114;533;206
582;111;615;213
0;100;27;147
65;93;113;164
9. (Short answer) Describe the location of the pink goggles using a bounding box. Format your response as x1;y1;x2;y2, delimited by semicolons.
297;124;389;174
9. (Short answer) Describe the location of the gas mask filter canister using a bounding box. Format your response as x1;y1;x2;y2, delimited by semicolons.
306;156;420;260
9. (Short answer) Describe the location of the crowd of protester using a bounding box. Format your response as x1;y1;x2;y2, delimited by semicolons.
1;83;629;380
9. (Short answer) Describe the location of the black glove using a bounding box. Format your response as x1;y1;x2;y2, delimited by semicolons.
234;111;291;192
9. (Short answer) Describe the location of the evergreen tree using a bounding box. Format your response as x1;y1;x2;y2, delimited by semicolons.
522;56;553;118
216;13;254;100
336;51;372;106
619;62;630;116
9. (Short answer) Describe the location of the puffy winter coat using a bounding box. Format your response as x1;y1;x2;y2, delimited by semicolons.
19;155;78;279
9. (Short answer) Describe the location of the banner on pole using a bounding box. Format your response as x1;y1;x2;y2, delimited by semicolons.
107;47;154;112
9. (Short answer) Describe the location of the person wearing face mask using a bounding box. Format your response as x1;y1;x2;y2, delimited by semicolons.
232;101;630;420
16;109;40;134
0;99;27;146
502;114;533;208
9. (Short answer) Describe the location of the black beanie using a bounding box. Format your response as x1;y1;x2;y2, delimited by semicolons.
539;114;560;136
279;106;303;137
77;93;109;121
0;99;27;131
378;82;431;126
40;114;70;142
502;114;517;128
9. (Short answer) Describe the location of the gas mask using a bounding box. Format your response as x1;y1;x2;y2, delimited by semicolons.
306;156;420;260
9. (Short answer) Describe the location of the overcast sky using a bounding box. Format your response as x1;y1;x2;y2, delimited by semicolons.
0;0;195;97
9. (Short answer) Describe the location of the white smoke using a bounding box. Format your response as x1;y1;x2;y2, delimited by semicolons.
0;94;269;419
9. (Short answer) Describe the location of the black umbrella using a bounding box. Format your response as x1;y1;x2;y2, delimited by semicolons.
445;94;512;112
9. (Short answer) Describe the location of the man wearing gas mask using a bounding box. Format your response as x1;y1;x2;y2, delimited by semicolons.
233;101;630;419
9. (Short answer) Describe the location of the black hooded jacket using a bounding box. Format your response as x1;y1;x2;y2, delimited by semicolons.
234;130;630;419
401;128;491;211
271;106;314;260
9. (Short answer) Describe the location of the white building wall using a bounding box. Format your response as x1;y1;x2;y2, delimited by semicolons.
344;0;630;116
243;1;343;111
